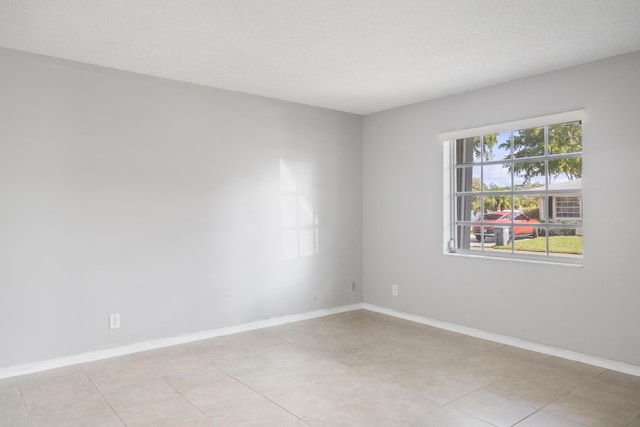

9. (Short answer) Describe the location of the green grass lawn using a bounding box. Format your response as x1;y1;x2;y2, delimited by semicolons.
494;236;583;255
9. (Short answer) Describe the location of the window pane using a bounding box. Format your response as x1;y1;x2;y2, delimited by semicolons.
545;226;583;258
471;137;484;163
549;158;582;189
482;195;513;212
491;225;514;251
496;131;512;160
474;210;514;247
481;133;500;162
513;161;546;190
456;138;480;165
456;134;503;163
456;196;481;222
483;164;511;191
549;122;582;155
458;225;484;253
512;193;543;220
512;126;545;158
455;166;481;192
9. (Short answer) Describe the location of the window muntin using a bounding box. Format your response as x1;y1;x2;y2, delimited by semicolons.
449;117;583;263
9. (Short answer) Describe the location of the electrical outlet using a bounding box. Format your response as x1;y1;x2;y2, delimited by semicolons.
109;313;120;329
392;285;398;296
352;281;356;291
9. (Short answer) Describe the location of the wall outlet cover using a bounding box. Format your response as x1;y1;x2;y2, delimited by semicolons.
109;314;121;329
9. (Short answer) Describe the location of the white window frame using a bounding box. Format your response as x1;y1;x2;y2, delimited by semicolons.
441;110;584;265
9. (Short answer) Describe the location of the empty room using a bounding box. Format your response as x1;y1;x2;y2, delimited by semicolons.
1;1;640;426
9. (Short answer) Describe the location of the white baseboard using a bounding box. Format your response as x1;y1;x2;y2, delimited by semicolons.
0;303;363;380
363;303;640;377
3;302;638;380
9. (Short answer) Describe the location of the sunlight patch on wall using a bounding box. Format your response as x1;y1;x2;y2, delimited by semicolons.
280;159;319;260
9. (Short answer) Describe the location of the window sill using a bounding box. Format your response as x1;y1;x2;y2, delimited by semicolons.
443;250;583;267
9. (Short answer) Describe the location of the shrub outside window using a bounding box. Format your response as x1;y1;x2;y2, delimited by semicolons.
444;112;583;264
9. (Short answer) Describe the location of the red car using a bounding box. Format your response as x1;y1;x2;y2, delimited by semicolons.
472;211;540;241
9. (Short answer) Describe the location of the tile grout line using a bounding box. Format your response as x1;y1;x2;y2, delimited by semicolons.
158;362;224;421
135;341;308;424
439;361;552;427
131;351;224;422
13;376;35;427
80;364;129;427
227;371;313;426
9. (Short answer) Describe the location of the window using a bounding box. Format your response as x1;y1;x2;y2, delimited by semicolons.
555;196;581;219
443;111;583;263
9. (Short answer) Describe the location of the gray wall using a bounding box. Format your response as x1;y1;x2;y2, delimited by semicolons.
0;48;363;369
363;51;640;366
3;45;638;371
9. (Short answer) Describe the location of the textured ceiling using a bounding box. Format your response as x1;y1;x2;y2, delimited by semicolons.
1;0;640;114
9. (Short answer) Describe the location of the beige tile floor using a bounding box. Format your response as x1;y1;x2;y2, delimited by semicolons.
1;310;639;427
